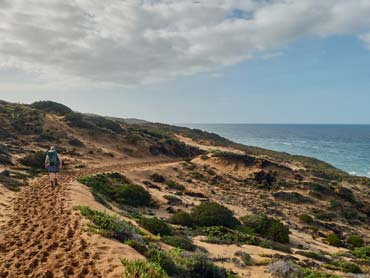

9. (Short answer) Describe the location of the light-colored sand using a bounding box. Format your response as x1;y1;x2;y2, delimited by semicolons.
176;134;245;154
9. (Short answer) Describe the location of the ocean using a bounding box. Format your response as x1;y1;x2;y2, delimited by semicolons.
181;124;370;178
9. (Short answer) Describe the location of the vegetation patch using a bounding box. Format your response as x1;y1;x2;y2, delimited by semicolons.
273;191;314;204
150;173;166;183
138;217;173;236
353;246;370;260
18;151;46;171
191;202;240;228
31;101;72;116
77;206;141;242
78;173;151;207
168;211;194;227
65;112;123;134
121;259;168;278
164;195;183;205
347;235;365;248
162;235;196;251
201;226;258;245
299;214;314;224
240;213;290;244
323;261;362;274
165;180;186;191
325;232;342;247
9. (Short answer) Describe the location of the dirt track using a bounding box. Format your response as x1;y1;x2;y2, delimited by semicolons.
0;159;179;278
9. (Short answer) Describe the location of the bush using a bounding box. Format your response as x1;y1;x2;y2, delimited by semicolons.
115;184;151;207
347;235;365;248
254;171;277;188
68;138;84;147
241;213;290;244
234;251;253;266
191;202;239;228
299;214;314;224
139;217;173;236
267;260;303;278
65;112;122;133
162;236;196;251
150;173;166;183
202;226;258;245
325;232;342;247
169;249;232;278
164;195;183;205
353;246;370;260
324;261;362;274
165;180;185;191
259;240;291;253
18;151;46;170
78;173;151;207
125;239;148;255
121;259;168;278
31;101;72;115
168;211;194;227
78;206;140;242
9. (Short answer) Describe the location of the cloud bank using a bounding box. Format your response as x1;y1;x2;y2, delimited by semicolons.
1;0;370;85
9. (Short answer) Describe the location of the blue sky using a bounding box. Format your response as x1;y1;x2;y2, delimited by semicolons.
1;1;370;124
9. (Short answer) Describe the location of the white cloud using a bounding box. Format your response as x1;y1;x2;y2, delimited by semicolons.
1;0;370;86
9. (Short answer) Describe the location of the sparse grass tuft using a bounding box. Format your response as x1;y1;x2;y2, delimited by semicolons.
121;259;168;278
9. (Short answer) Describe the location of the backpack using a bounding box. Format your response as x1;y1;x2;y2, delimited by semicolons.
47;150;59;166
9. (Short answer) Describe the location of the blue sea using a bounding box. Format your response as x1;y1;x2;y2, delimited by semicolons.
181;124;370;177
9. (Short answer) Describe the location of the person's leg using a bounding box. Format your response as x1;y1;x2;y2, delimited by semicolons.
55;172;58;186
49;172;54;187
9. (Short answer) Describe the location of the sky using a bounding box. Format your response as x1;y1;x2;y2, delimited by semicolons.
1;0;370;124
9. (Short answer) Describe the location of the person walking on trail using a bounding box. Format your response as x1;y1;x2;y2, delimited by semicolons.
45;146;62;187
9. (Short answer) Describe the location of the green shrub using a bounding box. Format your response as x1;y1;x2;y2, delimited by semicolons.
65;112;122;133
302;268;340;278
168;211;194;227
139;217;173;236
234;251;253;266
324;261;362;274
162;236;196;251
202;226;258;245
146;246;177;275
299;214;314;224
164;195;183;205
259;240;291;253
347;235;365;248
150;173;166;183
31;101;72;115
169;249;232;278
18;151;46;170
353;246;370;260
115;184;151;206
325;233;342;247
294;251;331;263
125;239;148;255
165;180;185;191
78;173;151;207
240;213;290;244
121;259;168;278
77;206;140;242
191;202;239;228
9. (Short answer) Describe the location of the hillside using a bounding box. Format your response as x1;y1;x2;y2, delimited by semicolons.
0;100;370;278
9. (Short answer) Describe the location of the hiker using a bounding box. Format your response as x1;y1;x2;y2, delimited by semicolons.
45;146;62;187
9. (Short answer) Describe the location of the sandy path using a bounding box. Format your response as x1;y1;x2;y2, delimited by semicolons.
0;174;102;278
0;158;179;278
